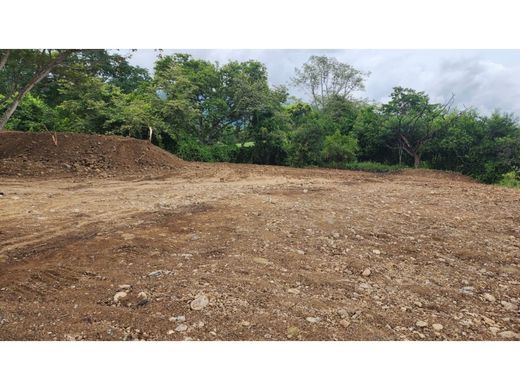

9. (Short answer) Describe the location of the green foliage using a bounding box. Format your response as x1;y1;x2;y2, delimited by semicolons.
2;93;57;131
177;139;213;162
288;121;326;167
499;171;520;188
2;50;520;186
342;161;403;173
293;55;368;108
321;129;359;164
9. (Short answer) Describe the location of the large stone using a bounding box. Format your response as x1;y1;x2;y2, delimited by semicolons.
190;294;209;311
501;301;518;311
482;293;496;302
113;291;128;303
498;331;519;340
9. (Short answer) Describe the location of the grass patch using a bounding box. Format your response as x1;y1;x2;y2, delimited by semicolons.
498;171;520;188
340;161;404;173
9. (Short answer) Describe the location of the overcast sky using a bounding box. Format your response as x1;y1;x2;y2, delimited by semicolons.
127;49;520;116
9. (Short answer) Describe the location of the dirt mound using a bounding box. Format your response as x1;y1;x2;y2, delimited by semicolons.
0;131;186;177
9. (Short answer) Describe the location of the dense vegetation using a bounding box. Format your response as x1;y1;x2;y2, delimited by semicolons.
1;49;519;186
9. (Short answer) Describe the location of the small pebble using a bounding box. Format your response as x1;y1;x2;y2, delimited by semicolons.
175;324;188;332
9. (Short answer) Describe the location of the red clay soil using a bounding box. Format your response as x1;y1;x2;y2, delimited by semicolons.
0;131;519;341
0;131;185;177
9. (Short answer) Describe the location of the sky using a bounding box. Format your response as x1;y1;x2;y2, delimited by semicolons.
127;49;520;116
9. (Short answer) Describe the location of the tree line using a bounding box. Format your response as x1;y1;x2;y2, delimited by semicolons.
1;49;519;186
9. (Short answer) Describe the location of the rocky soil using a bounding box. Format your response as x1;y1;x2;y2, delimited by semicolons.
0;133;519;340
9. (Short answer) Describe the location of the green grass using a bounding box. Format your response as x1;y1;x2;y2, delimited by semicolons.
340;161;404;173
498;171;520;188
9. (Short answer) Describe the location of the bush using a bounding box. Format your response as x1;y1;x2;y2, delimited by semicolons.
177;139;213;162
498;171;520;188
341;161;403;173
321;129;359;163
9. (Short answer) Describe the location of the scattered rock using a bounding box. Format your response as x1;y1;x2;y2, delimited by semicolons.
118;284;132;290
306;316;320;323
489;327;500;335
121;233;135;241
175;324;188;332
483;293;496;302
287;326;300;338
432;323;444;331
287;288;300;294
190;294;209;311
252;257;271;266
296;250;305;255
240;321;251;327
500;301;518;311
372;249;381;255
169;315;186;322
460;286;475;295
148;270;165;278
113;291;128;303
332;232;340;239
137;291;149;306
167;330;174;335
460;319;473;326
414;301;423;308
362;268;371;277
416;320;428;328
339;319;351;328
498;331;519;340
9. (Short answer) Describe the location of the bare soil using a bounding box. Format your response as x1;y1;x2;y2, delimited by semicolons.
0;132;519;340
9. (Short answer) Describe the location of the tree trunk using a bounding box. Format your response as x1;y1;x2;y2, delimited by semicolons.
414;153;421;168
0;50;75;130
0;50;10;72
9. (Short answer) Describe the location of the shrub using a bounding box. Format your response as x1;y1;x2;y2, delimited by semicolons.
498;171;520;188
341;161;403;173
321;130;359;164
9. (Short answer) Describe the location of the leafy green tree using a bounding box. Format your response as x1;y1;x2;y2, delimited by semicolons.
352;105;391;163
292;55;369;109
382;87;452;167
0;49;78;129
321;129;359;164
154;54;228;144
1;92;57;131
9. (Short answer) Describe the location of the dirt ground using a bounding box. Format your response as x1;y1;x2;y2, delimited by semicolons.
1;133;519;340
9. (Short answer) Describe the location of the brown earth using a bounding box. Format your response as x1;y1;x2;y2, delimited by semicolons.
0;132;519;341
0;130;185;177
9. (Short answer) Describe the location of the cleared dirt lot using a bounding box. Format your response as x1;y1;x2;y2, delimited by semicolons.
1;133;519;340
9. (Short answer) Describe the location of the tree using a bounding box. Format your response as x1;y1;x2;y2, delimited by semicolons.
382;87;453;168
352;105;391;163
292;55;369;109
0;49;78;129
321;129;359;164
